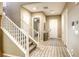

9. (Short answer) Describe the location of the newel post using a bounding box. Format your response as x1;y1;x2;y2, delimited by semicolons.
25;34;29;57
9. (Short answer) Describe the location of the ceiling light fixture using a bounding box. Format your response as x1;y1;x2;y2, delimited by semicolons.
33;7;37;10
50;10;55;14
51;11;54;14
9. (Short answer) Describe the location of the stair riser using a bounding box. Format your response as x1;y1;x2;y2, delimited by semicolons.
29;46;36;53
29;42;33;46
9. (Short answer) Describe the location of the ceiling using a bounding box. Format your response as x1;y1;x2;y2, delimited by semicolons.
22;2;66;16
0;2;3;15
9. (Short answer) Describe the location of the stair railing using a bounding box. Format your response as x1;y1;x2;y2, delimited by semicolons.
1;13;38;57
21;19;40;43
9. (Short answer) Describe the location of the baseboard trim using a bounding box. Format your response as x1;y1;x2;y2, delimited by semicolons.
49;38;62;39
67;48;72;57
3;53;18;57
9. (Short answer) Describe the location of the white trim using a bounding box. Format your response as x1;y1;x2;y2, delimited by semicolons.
21;29;39;45
49;38;62;40
67;48;72;57
61;37;67;47
3;53;18;57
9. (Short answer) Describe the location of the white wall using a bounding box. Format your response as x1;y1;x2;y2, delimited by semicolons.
67;3;79;56
61;7;68;46
62;3;79;56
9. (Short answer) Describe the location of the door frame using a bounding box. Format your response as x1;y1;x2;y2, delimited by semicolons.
32;17;40;42
48;19;58;39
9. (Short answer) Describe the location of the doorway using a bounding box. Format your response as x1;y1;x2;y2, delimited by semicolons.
49;19;58;39
32;17;40;42
33;18;40;38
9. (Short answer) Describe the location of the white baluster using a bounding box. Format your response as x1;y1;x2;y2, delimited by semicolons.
1;14;36;56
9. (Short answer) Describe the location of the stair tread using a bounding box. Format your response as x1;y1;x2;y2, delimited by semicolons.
29;44;36;53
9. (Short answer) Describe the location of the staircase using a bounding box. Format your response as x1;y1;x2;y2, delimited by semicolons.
29;39;37;53
1;13;38;57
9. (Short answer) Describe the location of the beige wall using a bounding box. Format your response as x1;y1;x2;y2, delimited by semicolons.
46;15;61;39
5;2;31;27
0;3;3;15
3;33;25;57
0;15;2;27
21;7;31;34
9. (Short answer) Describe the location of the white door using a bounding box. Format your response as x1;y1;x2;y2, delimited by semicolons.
49;19;58;38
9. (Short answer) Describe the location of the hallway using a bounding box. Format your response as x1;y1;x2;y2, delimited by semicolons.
30;39;70;57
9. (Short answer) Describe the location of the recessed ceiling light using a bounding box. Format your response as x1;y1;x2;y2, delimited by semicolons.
33;7;37;10
51;11;54;13
50;10;55;14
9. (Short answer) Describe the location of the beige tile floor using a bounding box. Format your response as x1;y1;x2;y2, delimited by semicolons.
30;39;70;57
